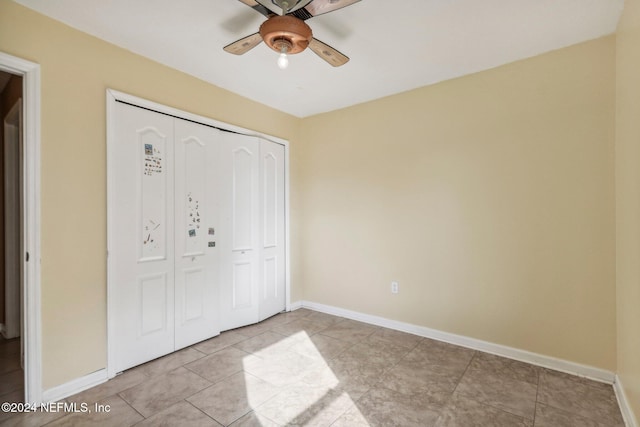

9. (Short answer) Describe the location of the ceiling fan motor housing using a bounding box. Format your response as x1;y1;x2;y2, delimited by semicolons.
259;15;312;54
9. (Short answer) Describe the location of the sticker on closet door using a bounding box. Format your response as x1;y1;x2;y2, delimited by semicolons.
186;192;201;235
139;129;167;262
184;191;204;257
182;134;206;257
143;219;161;250
143;143;163;176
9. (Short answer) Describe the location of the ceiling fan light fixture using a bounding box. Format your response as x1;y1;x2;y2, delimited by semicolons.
260;16;310;69
225;0;356;67
259;15;312;54
273;38;293;70
277;51;289;69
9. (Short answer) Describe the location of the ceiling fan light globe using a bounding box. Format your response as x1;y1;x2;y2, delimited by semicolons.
277;53;289;69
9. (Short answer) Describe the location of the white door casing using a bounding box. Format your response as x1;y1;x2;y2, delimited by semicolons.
173;119;220;349
0;51;41;405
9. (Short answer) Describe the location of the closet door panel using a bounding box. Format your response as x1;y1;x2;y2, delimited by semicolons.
220;133;260;330
232;261;253;308
112;102;175;373
232;147;255;250
140;273;169;335
259;140;286;320
174;119;221;349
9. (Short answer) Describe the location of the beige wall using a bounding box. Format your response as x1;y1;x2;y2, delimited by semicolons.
299;36;617;370
616;0;640;420
0;1;301;389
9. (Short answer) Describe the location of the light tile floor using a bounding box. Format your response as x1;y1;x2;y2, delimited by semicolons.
0;309;626;426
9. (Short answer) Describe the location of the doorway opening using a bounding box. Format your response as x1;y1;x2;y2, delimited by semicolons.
0;51;41;406
0;70;24;407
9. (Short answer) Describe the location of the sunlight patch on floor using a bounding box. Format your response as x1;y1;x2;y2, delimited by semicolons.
241;330;367;426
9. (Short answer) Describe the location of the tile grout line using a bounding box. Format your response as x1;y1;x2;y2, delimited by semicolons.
121;395;146;423
181;400;223;426
455;353;543;423
533;366;541;426
453;349;477;394
457;353;479;410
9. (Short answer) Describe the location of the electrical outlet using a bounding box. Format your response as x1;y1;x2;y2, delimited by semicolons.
391;281;399;294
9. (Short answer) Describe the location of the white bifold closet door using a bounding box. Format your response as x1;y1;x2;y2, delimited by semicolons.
112;104;176;373
173;119;221;350
112;103;221;373
218;134;286;330
111;100;286;373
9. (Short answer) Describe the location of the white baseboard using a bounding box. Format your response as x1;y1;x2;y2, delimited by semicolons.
42;369;108;403
289;300;303;311
615;375;639;427
300;300;616;385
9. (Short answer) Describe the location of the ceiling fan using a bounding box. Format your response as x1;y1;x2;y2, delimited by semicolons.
223;0;361;69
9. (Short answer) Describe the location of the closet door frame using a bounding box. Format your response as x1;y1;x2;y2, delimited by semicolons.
106;89;291;379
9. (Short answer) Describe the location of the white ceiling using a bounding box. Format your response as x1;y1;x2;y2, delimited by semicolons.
14;0;624;117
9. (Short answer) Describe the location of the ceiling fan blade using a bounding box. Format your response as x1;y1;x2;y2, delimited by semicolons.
308;38;349;67
252;0;314;16
254;0;283;15
288;0;315;13
223;33;263;55
236;0;274;17
304;0;361;17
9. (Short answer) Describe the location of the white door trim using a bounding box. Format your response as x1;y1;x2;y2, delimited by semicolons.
284;137;291;312
0;52;42;405
106;89;291;378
